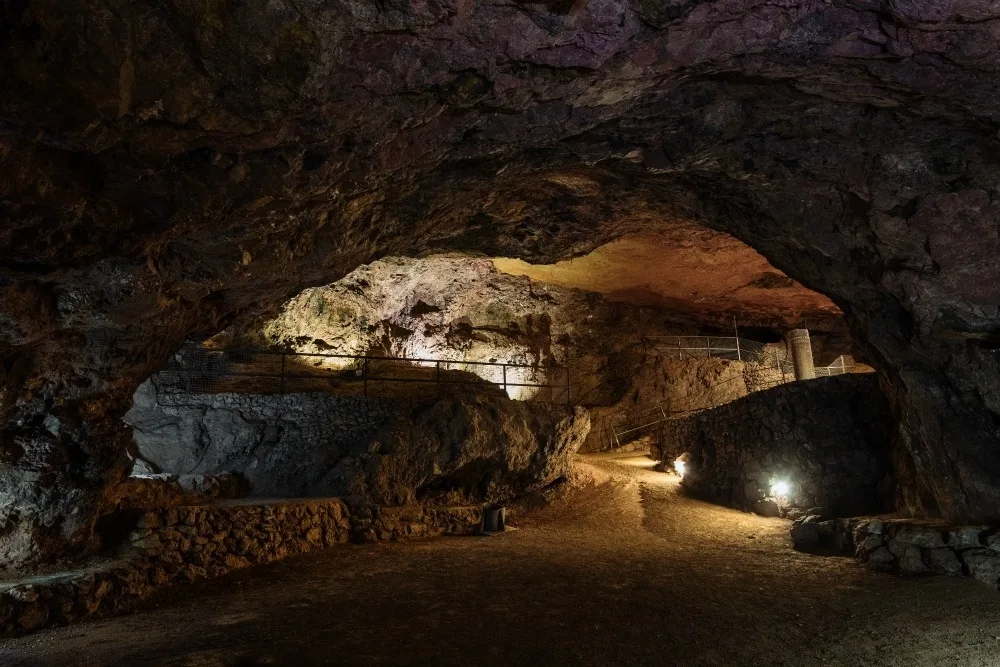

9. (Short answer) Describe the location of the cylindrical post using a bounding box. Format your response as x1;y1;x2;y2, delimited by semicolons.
502;365;507;397
436;360;441;396
706;336;712;359
786;329;816;380
363;357;369;397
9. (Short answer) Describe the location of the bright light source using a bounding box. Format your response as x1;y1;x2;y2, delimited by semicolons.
673;458;686;477
770;480;791;497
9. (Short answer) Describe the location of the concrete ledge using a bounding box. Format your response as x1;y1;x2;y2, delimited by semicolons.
0;499;482;636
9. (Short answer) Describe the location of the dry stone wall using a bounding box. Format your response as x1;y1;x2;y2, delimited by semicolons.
791;516;1000;591
0;498;482;636
653;375;893;517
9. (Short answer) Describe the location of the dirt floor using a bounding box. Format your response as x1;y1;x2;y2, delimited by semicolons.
4;453;1000;667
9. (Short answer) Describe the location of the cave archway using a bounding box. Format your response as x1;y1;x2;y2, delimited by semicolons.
1;0;999;569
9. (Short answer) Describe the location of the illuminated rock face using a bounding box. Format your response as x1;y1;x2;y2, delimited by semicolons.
260;255;611;383
253;254;778;405
1;1;1000;566
493;229;840;329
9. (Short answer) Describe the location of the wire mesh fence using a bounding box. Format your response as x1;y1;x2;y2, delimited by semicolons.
603;336;859;449
156;345;573;406
644;335;748;361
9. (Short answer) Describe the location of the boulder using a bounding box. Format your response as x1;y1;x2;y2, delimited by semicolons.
961;550;1000;588
926;548;962;577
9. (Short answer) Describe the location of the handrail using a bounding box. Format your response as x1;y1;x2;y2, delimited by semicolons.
159;345;574;406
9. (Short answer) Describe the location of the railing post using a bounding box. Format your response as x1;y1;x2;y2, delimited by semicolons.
363;357;368;398
279;350;286;395
502;364;507;397
734;316;741;361
706;336;712;359
436;360;441;396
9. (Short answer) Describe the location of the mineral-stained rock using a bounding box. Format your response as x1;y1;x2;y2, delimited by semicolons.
16;603;49;632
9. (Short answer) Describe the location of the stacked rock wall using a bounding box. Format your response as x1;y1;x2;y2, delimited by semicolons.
791;516;1000;591
0;498;482;635
653;375;893;517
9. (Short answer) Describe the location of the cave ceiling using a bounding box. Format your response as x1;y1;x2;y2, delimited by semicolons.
493;226;840;329
1;0;1000;567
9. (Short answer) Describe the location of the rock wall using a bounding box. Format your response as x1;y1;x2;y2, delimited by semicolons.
246;254;730;407
653;375;893;517
0;498;481;635
112;473;248;512
583;355;790;452
791;516;1000;591
126;380;590;506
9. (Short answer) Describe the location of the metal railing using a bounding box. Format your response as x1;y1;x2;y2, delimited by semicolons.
602;371;785;449
157;345;573;405
604;336;858;449
814;355;856;377
644;335;748;361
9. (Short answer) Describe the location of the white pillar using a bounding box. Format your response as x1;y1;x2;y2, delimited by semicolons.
786;329;816;380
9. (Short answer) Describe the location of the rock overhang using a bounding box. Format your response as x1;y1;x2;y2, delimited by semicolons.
1;0;999;567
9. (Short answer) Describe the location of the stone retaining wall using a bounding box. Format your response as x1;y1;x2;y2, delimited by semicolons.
0;498;482;635
652;375;893;517
791;515;1000;590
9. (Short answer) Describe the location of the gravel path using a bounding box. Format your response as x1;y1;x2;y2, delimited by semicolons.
4;453;1000;666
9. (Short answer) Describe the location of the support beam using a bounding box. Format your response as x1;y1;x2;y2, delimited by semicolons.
786;329;816;381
